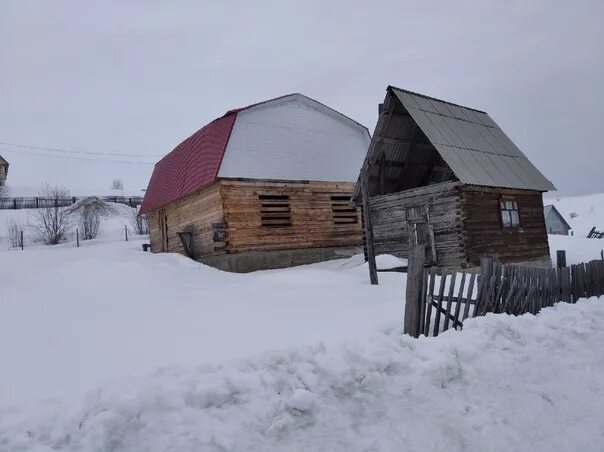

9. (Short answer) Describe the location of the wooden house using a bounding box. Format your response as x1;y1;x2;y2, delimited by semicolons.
140;93;370;272
0;154;8;186
354;86;556;275
543;205;571;235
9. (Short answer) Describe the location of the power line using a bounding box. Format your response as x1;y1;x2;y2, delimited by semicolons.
0;140;163;158
0;147;156;165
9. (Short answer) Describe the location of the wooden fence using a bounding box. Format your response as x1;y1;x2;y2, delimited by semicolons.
587;227;604;239
0;196;144;210
404;245;604;338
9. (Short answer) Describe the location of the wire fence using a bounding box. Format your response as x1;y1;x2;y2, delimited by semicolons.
0;196;144;210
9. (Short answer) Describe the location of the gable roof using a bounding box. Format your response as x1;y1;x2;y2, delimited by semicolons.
0;154;8;174
354;86;555;200
543;204;571;230
140;94;369;214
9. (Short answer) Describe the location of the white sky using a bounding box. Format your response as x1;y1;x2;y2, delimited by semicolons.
1;1;602;195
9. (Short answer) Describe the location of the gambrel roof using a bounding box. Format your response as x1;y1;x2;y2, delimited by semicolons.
140;93;370;214
354;86;555;200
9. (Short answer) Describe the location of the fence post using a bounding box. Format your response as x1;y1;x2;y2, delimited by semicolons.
76;228;79;247
20;230;24;250
404;244;426;338
125;225;128;242
556;250;566;268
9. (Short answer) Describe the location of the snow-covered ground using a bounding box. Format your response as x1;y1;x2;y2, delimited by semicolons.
1;195;604;450
1;295;603;451
0;202;136;248
0;238;404;407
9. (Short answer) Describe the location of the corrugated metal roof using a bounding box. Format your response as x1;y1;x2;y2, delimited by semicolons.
390;86;555;191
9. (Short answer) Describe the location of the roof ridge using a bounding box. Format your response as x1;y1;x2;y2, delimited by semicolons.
387;85;488;114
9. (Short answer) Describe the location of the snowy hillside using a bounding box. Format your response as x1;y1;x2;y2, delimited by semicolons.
545;192;604;237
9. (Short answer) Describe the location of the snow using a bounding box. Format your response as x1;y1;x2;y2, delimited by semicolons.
1;299;604;451
0;202;136;248
545;192;604;236
0;239;404;407
1;192;604;450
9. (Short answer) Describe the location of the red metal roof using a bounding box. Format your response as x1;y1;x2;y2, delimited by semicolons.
139;95;301;215
139;114;236;214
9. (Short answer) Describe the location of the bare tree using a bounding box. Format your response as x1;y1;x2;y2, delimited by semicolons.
66;197;116;241
6;219;22;248
80;205;101;240
111;178;124;190
29;184;73;245
130;208;149;235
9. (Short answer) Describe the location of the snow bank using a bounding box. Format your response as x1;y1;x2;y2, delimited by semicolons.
0;240;403;407
1;300;603;452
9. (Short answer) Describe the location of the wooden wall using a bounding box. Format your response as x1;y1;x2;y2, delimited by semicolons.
148;179;363;259
369;181;465;267
460;186;550;265
148;183;224;257
220;179;363;253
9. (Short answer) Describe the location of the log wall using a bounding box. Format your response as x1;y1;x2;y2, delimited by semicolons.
148;179;363;258
220;179;363;253
369;181;465;267
460;186;550;265
148;183;224;257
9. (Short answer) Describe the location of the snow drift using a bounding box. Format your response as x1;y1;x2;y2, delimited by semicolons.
2;300;604;452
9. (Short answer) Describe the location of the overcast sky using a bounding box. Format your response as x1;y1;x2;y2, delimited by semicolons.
1;1;602;195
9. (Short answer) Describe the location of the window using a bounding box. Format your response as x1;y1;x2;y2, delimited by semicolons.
259;194;292;227
330;195;358;225
500;199;520;228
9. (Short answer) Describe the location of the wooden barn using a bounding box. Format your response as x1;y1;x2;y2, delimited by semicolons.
543;205;571;235
140;93;370;272
0;154;8;186
354;86;556;276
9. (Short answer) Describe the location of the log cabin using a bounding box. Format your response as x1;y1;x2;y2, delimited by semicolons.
0;154;8;186
353;86;556;273
140;93;370;272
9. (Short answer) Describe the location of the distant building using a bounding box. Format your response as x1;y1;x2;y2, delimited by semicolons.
140;93;370;272
354;86;556;268
0;154;8;186
543;205;571;235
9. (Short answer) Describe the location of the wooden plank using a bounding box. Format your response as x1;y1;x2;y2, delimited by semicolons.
452;272;467;330
403;245;426;338
361;172;378;285
424;267;437;336
462;273;476;320
443;270;457;332
433;270;448;337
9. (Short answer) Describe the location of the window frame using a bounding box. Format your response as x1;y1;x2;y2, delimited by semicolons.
500;197;520;228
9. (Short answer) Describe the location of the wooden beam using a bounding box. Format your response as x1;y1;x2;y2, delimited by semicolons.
361;171;378;285
404;244;426;337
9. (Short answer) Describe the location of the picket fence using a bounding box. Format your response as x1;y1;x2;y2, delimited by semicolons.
403;246;604;338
